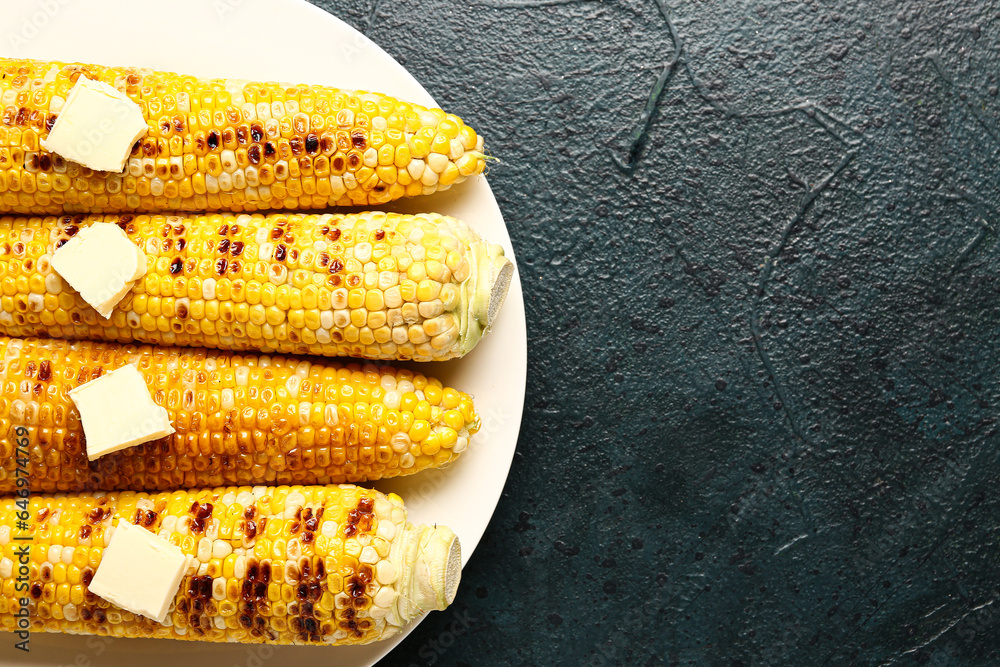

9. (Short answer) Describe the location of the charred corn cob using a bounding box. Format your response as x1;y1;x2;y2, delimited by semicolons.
0;58;487;214
0;485;461;645
0;211;512;361
0;336;479;494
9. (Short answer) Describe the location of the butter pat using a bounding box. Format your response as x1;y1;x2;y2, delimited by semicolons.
51;222;146;318
88;520;190;624
69;364;174;460
40;76;148;172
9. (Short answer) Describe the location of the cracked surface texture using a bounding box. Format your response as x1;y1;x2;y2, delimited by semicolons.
312;0;1000;664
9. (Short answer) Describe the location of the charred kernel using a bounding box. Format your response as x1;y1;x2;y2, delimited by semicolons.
81;568;94;586
264;142;276;157
358;497;374;513
329;228;341;241
270;228;283;240
302;531;315;544
289;137;303;155
351;131;366;149
237;126;248;143
245;519;257;539
218;239;230;254
38;361;51;382
216;258;228;275
254;581;267;599
244;506;256;520
358;565;373;584
170;257;183;274
248;144;261;164
250;123;264;142
332;156;344;172
39;154;51;171
177;239;187;251
375;229;385;241
207;130;220;150
218;224;229;236
305;134;319;153
64;225;79;237
241;581;254;602
93;608;106;623
231;241;244;256
275;245;287;262
239;614;252;628
247;561;259;581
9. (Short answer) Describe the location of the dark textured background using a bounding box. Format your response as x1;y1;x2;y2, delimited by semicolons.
310;1;1000;664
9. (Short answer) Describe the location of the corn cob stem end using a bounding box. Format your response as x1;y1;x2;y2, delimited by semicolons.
460;242;514;356
393;524;462;623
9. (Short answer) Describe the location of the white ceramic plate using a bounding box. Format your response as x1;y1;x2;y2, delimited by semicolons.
0;0;526;664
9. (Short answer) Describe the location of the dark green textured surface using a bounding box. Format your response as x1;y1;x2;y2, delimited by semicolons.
311;1;1000;665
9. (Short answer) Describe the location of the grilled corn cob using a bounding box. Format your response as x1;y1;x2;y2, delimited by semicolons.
0;57;487;214
0;211;512;361
0;485;461;645
0;336;479;494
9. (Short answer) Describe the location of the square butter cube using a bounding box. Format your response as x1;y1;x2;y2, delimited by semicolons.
51;222;146;318
40;76;149;172
88;520;190;624
69;364;174;460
